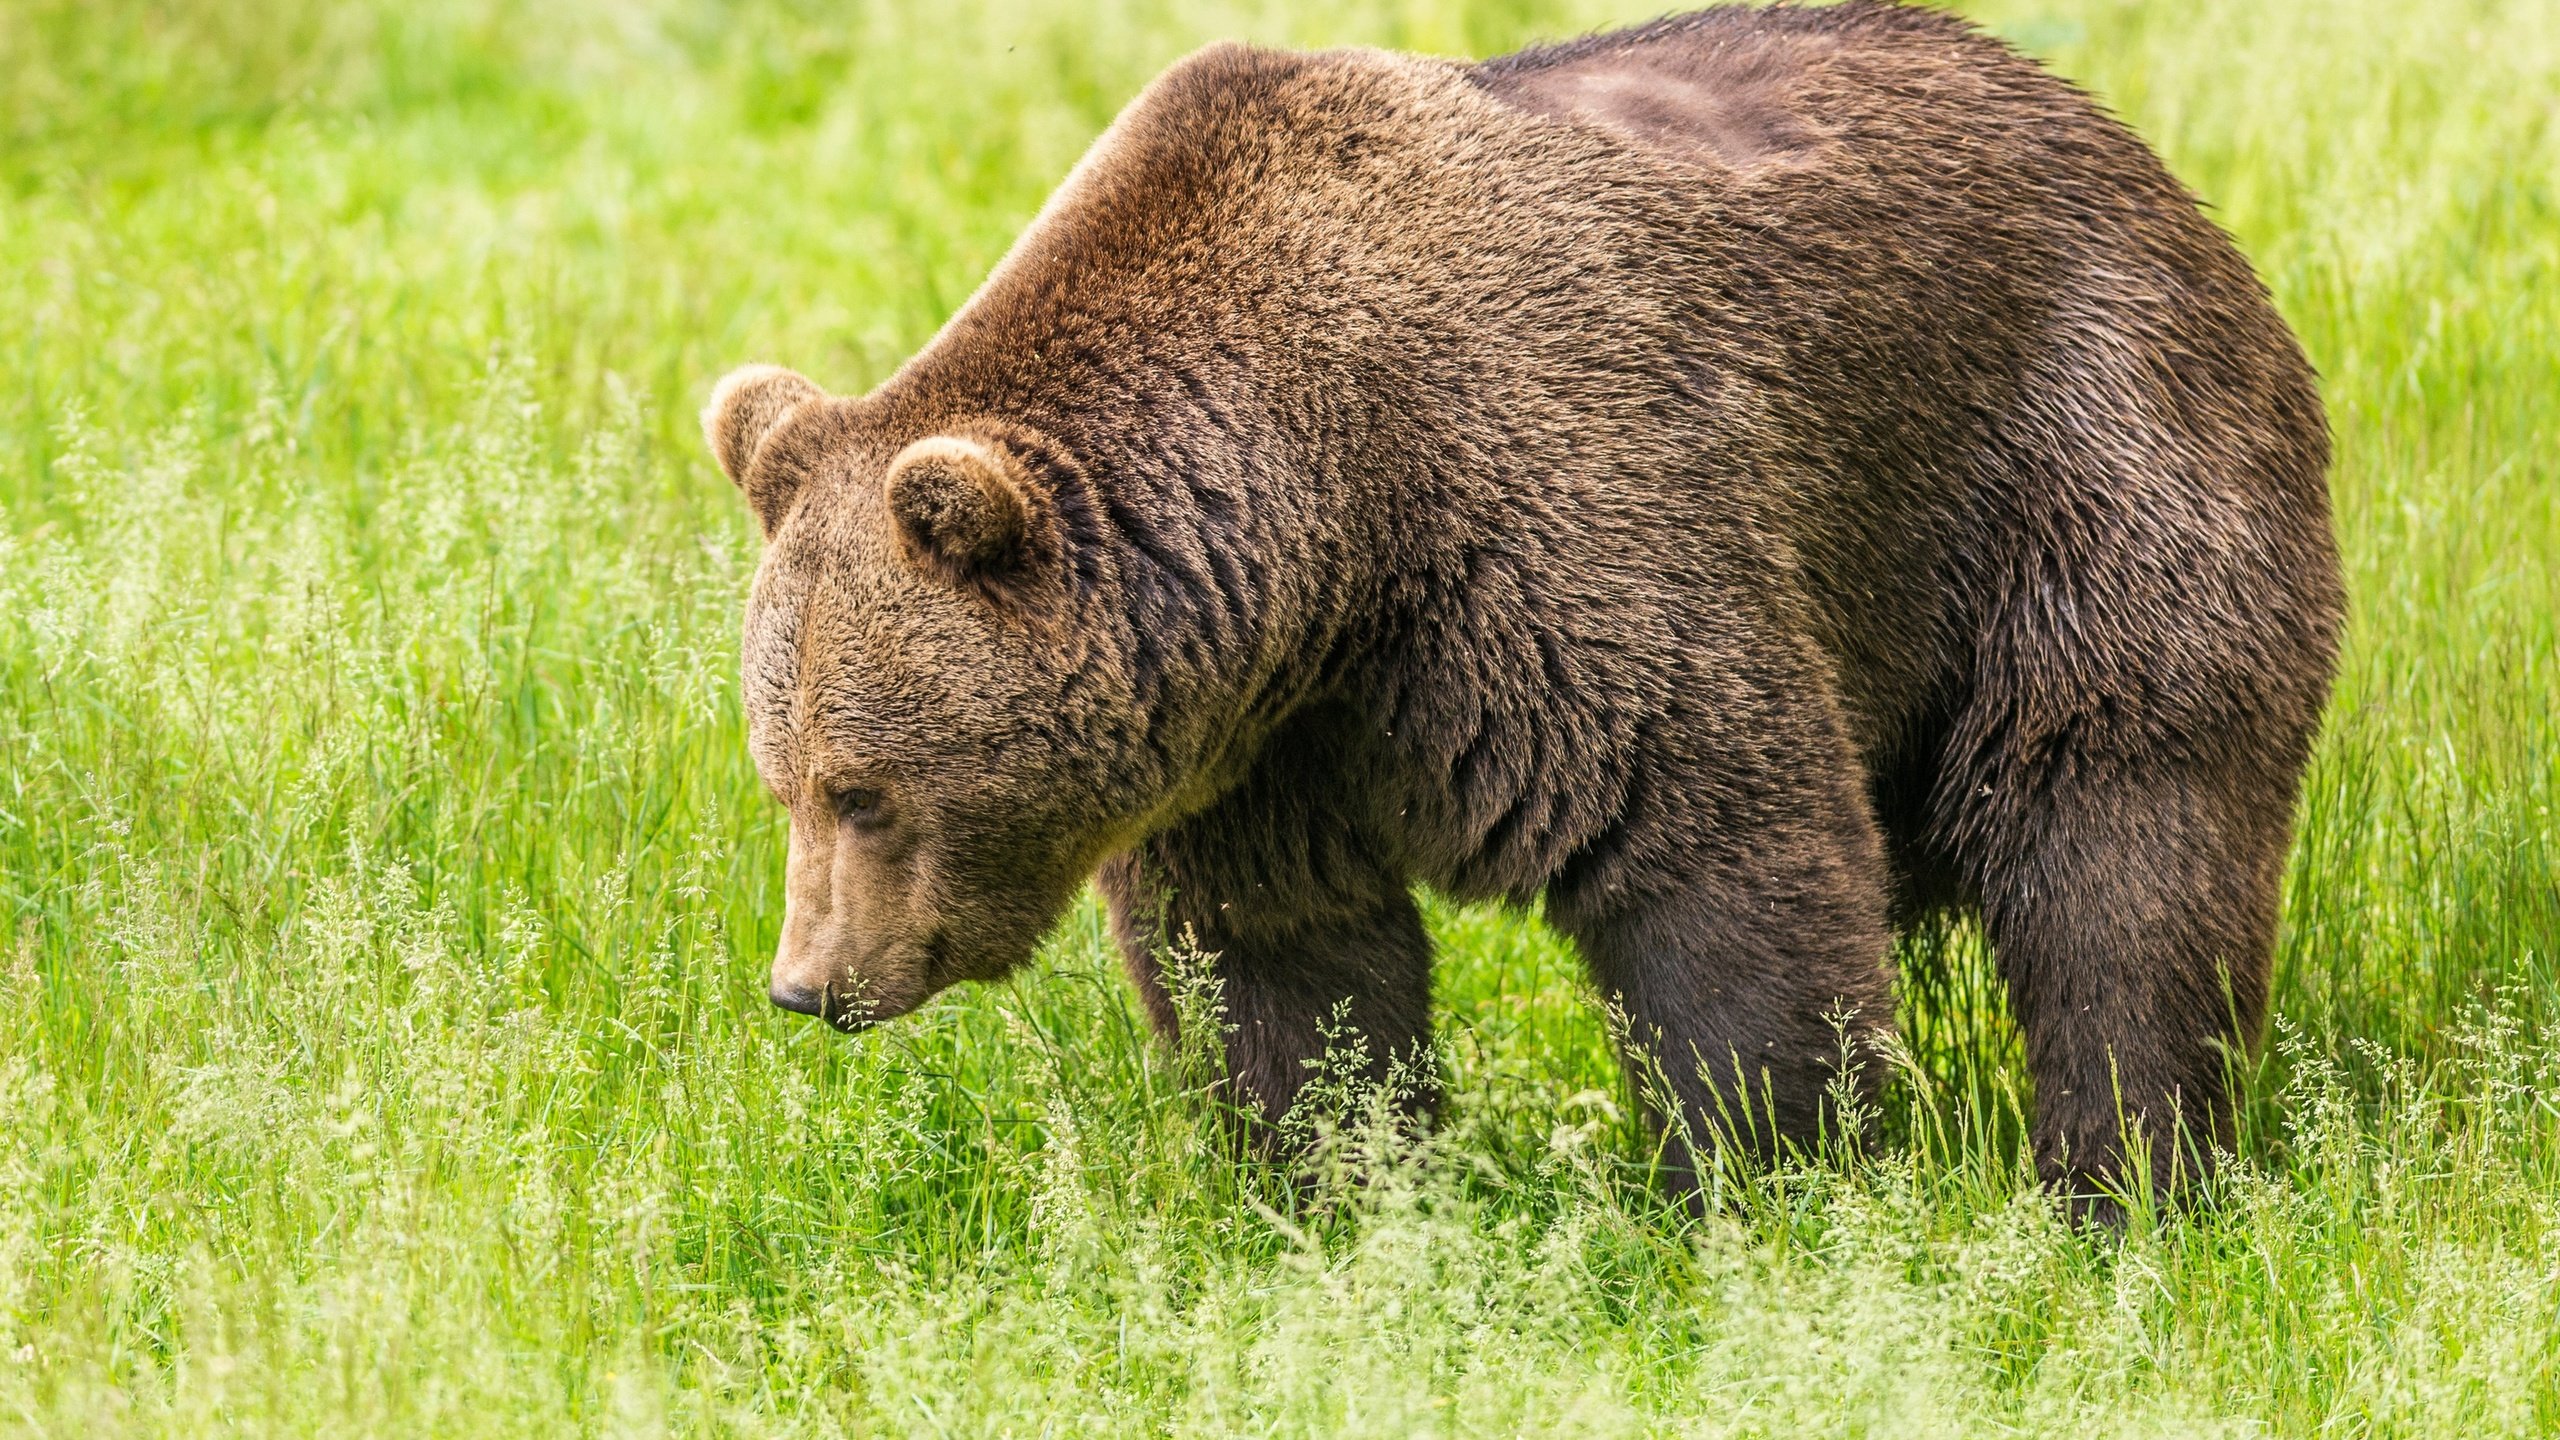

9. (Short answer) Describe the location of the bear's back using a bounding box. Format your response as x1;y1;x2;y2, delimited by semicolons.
1473;4;1885;176
1469;3;2085;182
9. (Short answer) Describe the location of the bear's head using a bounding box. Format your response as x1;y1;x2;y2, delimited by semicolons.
704;364;1142;1029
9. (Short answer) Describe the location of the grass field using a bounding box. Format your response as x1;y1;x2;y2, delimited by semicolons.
3;0;2556;1433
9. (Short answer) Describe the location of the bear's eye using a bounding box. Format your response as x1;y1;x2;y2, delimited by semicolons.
833;787;885;824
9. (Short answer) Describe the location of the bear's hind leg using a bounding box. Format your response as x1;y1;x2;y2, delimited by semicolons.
1964;757;2289;1215
1550;764;1898;1194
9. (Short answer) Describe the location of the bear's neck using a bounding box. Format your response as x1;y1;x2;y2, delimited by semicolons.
1059;333;1414;801
897;297;1476;832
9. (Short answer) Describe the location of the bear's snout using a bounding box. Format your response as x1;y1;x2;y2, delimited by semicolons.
768;978;824;1015
768;977;880;1033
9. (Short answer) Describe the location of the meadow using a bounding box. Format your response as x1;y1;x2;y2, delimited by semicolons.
2;0;2555;1432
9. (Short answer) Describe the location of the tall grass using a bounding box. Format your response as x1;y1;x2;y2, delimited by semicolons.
2;0;2555;1433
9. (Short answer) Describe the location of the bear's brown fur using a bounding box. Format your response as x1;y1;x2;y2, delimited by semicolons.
705;1;2343;1210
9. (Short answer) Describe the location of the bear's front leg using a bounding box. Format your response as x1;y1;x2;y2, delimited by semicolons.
1098;816;1436;1156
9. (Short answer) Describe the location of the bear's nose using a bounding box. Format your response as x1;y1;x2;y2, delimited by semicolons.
770;979;879;1033
769;979;828;1017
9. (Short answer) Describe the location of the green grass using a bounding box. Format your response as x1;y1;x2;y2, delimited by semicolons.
2;0;2555;1432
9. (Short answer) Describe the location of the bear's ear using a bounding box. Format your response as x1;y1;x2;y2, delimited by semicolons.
881;435;1047;589
702;364;827;535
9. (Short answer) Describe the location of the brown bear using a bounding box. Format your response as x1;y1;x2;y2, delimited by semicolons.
703;1;2343;1211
